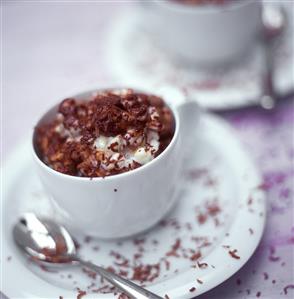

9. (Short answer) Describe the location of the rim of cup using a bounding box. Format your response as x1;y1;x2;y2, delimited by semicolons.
152;0;257;14
32;88;180;182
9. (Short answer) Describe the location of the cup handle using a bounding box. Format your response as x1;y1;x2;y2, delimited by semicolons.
177;101;201;146
176;101;201;171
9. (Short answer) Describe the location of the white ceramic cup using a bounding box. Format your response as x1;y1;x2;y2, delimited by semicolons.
32;89;199;239
141;0;262;66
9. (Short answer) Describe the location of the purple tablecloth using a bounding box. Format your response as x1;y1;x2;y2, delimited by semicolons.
2;1;293;298
198;98;294;298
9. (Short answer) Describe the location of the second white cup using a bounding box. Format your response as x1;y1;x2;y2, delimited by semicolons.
141;0;262;66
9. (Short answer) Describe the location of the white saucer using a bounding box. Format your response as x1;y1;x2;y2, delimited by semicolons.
107;2;293;110
1;113;266;299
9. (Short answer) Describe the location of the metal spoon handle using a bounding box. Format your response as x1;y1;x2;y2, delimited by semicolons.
76;258;163;299
260;4;287;110
264;39;275;93
260;37;276;110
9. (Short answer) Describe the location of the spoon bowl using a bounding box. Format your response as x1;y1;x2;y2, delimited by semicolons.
13;213;163;299
13;213;76;264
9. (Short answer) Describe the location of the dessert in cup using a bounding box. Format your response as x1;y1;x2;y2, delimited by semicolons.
33;88;199;238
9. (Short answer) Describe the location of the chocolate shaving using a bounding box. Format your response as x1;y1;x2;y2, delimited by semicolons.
190;252;202;261
197;261;208;269
76;288;86;299
228;249;240;259
166;239;181;257
284;284;294;295
263;272;269;280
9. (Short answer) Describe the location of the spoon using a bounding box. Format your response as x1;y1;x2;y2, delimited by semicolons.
260;4;287;110
13;213;163;299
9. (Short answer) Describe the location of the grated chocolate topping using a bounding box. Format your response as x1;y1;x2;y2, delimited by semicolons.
35;89;175;177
